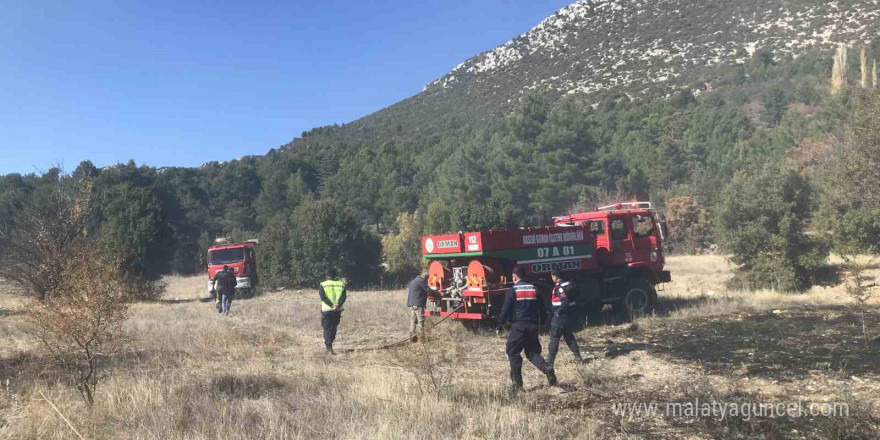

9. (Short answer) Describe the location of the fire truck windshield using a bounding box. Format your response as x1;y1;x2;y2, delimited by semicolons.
209;248;244;265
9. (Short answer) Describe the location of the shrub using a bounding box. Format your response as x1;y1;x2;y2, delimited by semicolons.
288;198;382;287
257;213;293;288
422;199;452;235
832;207;880;255
665;196;715;254
24;248;131;405
716;164;828;291
389;331;467;399
382;211;424;283
839;255;877;347
95;180;172;283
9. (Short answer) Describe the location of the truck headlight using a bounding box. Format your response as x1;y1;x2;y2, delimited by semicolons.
650;250;659;262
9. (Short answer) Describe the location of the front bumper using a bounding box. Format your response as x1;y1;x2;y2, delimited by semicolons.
425;310;485;320
234;277;252;289
207;277;253;293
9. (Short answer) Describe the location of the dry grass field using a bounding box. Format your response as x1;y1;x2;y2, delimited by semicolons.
1;255;878;439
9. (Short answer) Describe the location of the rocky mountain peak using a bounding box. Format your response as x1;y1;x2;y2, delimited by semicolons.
423;0;880;100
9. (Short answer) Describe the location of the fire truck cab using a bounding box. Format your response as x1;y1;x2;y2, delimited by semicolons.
207;239;258;297
553;201;670;285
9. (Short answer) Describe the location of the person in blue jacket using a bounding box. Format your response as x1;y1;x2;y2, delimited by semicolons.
494;266;557;392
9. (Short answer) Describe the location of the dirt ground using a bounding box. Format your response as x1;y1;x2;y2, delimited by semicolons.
0;255;878;439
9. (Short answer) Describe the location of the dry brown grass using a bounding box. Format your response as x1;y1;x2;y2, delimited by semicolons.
0;256;878;439
160;274;209;301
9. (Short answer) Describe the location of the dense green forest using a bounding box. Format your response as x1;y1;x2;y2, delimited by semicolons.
1;46;877;290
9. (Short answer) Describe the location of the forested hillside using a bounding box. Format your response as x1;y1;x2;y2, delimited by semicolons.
2;0;880;290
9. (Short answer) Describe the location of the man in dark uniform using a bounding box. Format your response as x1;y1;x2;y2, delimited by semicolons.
547;269;584;366
406;271;432;338
218;266;237;315
494;266;557;392
318;271;347;355
213;267;227;313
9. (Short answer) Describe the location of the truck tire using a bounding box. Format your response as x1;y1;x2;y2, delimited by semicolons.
616;277;657;320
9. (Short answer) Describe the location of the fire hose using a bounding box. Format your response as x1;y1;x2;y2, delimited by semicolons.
336;303;466;353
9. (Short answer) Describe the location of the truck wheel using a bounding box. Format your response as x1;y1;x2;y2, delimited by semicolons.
617;277;657;320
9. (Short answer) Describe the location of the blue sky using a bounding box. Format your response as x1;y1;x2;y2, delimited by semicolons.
0;0;573;175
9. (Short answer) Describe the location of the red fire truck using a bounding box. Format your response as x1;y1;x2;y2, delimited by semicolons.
206;239;259;297
422;202;670;325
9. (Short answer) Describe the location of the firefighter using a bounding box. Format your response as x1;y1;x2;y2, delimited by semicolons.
547;269;584;366
213;267;225;313
406;271;431;339
218;266;237;315
494;266;557;392
318;271;347;355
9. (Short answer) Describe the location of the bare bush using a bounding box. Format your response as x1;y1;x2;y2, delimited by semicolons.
389;331;467;399
840;256;877;346
24;249;131;405
0;176;91;301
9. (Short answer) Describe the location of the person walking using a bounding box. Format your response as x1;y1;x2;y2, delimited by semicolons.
547;269;584;366
218;266;237;315
213;268;226;313
494;266;557;393
406;271;432;339
319;272;347;355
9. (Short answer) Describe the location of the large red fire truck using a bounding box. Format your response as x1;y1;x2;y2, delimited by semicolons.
206;239;259;297
421;202;670;325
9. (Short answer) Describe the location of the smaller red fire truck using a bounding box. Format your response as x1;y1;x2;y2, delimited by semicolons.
206;238;259;297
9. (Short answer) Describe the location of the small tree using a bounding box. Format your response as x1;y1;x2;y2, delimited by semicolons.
665;196;715;254
382;211;424;283
1;170;132;405
839;255;876;346
95;182;171;291
257;213;293;288
288;198;382;286
716;165;828;291
762;84;788;126
817;91;880;342
834;210;878;347
25;249;131;405
422;199;452;235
